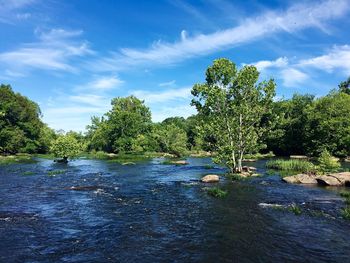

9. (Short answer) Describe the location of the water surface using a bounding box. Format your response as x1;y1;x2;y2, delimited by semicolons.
1;158;349;262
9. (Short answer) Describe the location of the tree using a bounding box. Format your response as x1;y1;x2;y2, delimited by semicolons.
191;58;275;173
86;96;152;153
304;91;350;157
339;77;350;95
0;84;45;154
154;123;188;157
265;94;315;156
50;134;82;162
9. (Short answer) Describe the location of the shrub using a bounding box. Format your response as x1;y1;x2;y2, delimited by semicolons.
317;149;340;173
266;159;315;172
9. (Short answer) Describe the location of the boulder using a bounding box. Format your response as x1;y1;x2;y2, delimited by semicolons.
283;176;299;184
295;174;318;184
316;175;342;186
283;174;317;184
243;159;257;162
171;160;188;165
201;174;219;183
328;172;350;185
242;166;257;172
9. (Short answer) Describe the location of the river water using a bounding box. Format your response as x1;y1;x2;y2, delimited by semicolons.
0;157;350;262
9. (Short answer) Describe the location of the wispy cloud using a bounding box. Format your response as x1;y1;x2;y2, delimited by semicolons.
158;80;176;87
93;0;349;71
0;0;36;24
131;87;191;104
298;45;350;74
0;28;93;75
249;44;350;88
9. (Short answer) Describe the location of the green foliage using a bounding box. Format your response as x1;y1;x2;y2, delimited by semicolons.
288;203;302;215
154;123;188;157
317;149;341;173
191;58;276;173
266;159;315;172
341;206;350;220
47;170;66;176
86;96;152;153
264;94;315;156
206;187;228;198
339;77;350;95
0;84;46;154
50;134;82;161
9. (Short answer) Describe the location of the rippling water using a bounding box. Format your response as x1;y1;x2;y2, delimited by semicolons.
1;157;350;262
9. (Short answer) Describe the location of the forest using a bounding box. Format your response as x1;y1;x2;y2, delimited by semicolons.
1;59;350;168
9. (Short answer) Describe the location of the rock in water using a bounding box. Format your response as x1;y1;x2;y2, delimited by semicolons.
201;174;219;183
171;160;188;165
328;172;350;185
316;175;341;186
283;174;317;184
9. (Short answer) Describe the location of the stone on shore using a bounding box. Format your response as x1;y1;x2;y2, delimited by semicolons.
201;174;219;183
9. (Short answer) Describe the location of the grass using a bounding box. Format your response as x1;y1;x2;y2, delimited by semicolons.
204;164;215;169
206;187;228;198
341;207;350;220
47;170;66;176
22;171;35;176
0;154;35;165
288;203;302;215
266;159;315;172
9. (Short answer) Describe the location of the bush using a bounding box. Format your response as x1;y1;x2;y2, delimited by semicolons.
266;159;315;172
288;203;302;215
50;135;82;162
317;149;340;173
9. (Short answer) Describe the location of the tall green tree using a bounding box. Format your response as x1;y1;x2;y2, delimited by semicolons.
86;96;152;153
0;84;45;154
304;91;350;157
191;58;275;173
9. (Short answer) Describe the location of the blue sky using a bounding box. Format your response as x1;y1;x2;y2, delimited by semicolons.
1;0;350;131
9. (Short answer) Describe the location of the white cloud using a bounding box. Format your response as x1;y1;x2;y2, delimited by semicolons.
158;80;176;87
131;87;191;104
298;45;350;74
0;28;93;74
281;68;309;87
0;0;35;24
253;57;288;71
90;76;124;90
93;0;349;71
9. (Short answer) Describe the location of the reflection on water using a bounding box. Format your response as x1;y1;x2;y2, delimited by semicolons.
0;158;349;262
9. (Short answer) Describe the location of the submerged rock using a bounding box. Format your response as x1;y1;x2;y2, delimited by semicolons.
201;174;219;183
243;159;257;162
66;186;101;191
283;172;350;187
290;155;309;160
242;166;257;172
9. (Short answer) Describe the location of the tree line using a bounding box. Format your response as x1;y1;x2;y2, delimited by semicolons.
1;59;349;169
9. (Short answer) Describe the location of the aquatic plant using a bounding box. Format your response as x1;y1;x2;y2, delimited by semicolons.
341;207;350;220
206;187;228;198
22;171;35;176
288;203;302;215
47;170;66;176
204;164;215;169
266;159;315;172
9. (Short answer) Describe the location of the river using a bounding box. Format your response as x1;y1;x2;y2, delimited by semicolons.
0;157;350;262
